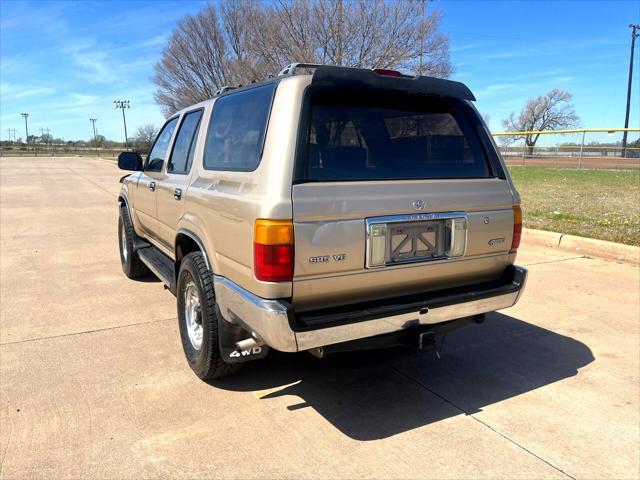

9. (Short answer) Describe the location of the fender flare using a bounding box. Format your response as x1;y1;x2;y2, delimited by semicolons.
176;228;213;272
117;193;131;214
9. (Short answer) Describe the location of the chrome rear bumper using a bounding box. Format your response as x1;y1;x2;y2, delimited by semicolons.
214;266;527;353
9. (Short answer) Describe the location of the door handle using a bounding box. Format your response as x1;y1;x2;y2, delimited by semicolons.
174;188;182;200
149;181;156;192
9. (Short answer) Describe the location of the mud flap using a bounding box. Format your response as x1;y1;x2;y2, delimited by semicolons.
217;308;269;364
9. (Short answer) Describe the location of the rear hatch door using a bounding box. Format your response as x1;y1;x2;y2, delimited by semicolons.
291;88;515;312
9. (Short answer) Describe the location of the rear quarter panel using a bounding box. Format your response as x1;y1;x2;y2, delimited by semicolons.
180;77;309;299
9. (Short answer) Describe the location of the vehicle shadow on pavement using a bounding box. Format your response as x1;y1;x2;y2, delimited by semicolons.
211;312;594;441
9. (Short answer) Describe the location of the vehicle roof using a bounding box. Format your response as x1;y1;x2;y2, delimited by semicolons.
171;65;475;117
310;66;475;101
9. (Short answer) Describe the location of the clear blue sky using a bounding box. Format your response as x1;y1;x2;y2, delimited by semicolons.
1;0;639;145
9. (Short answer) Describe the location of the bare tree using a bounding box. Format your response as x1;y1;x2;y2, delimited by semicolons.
154;0;453;115
502;89;580;155
135;124;159;153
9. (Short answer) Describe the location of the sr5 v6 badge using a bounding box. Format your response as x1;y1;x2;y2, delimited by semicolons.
309;254;346;263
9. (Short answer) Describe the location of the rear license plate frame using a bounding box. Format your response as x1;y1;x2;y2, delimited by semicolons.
365;212;468;268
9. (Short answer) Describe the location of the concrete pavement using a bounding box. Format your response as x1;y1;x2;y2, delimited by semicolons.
1;157;638;479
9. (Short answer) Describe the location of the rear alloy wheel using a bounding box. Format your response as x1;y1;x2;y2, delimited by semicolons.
177;252;242;379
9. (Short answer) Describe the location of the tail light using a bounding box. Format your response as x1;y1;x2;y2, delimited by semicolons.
510;205;522;253
254;219;294;282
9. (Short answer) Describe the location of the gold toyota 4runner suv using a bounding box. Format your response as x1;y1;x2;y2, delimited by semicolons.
117;64;527;380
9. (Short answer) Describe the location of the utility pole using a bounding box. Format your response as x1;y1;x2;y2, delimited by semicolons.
336;0;343;65
89;118;98;147
418;0;426;76
40;127;51;144
21;113;29;144
114;100;130;148
622;24;640;158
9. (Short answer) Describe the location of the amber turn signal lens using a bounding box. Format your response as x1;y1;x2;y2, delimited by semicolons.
254;219;293;246
510;205;522;253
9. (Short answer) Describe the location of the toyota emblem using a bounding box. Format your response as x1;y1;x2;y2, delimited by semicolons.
413;199;426;210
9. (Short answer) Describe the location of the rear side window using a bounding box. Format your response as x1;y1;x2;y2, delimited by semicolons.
299;90;492;181
203;83;276;171
145;117;178;172
168;109;203;174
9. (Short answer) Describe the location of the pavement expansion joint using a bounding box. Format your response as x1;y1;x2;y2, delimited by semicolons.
521;256;586;267
0;317;175;347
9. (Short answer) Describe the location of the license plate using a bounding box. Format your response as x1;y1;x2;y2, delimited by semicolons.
388;221;446;263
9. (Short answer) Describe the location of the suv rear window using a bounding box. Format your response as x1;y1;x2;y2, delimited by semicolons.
298;90;493;182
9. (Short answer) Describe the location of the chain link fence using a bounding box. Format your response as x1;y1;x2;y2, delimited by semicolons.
0;145;129;158
493;128;640;169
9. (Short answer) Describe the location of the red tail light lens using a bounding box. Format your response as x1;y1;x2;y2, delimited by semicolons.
254;244;293;282
253;220;294;282
511;205;522;253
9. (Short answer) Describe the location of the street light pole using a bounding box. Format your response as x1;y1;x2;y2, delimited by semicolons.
622;24;640;158
21;113;29;144
114;100;130;148
89;118;98;147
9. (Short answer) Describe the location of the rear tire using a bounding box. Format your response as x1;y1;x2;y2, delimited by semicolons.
118;205;149;279
177;252;242;379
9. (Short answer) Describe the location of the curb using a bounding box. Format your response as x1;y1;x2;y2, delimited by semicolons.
521;228;639;265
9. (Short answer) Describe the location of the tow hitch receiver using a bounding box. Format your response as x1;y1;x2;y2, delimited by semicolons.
306;314;485;358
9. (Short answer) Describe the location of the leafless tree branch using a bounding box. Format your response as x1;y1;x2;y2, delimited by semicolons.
154;0;453;115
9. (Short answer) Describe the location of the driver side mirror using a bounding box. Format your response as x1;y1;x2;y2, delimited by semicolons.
118;151;143;171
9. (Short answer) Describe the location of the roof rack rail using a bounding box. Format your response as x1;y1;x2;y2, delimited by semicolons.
278;63;324;76
215;85;236;96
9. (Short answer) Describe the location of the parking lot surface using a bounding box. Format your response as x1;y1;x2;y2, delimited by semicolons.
1;157;638;479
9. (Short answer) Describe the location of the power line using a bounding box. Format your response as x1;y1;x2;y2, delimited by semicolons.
446;30;535;42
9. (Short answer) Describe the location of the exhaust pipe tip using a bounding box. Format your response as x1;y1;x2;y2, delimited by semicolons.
235;337;265;352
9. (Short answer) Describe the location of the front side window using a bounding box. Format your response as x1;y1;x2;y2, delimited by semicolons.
145;117;178;172
299;90;492;181
168;110;203;174
203;83;276;171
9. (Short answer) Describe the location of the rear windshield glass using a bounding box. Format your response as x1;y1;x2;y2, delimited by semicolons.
298;90;492;181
